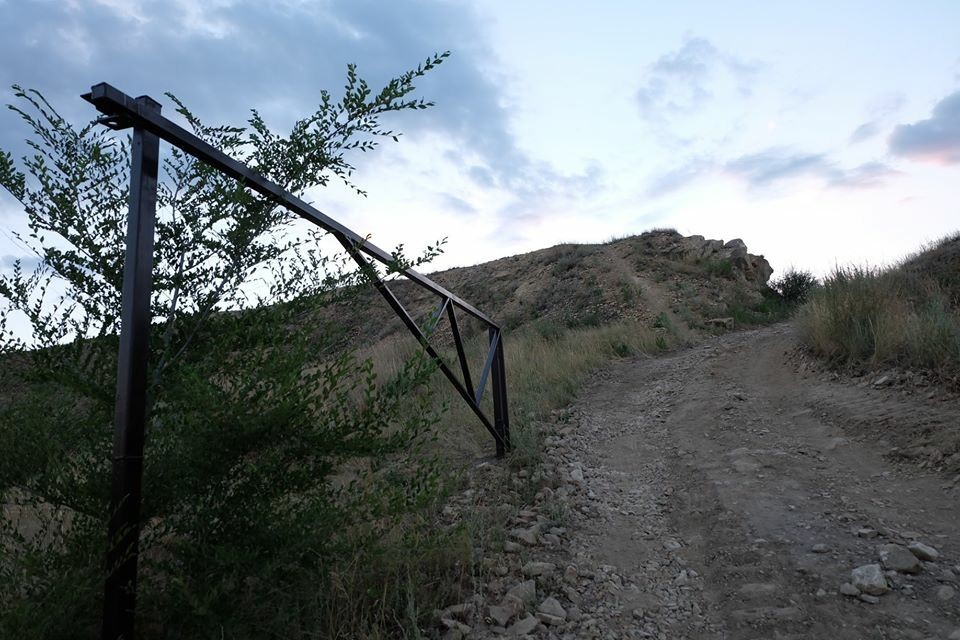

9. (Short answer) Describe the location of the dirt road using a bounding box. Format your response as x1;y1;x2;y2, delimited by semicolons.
471;324;960;639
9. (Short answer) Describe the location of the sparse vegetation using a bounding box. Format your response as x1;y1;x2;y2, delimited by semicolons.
797;258;960;379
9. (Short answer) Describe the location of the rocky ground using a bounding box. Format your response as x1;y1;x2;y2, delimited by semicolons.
433;324;960;639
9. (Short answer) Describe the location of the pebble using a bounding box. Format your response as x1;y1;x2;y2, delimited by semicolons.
506;580;537;606
840;582;861;597
506;614;538;635
879;544;922;574
937;585;956;601
906;541;939;562
536;596;567;625
858;594;880;604
851;564;890;595
811;543;830;553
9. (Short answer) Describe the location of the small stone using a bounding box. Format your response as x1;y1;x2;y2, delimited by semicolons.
488;604;514;627
851;564;890;595
937;585;956;601
506;580;537;606
562;585;582;605
840;582;861;597
441;629;463;640
522;561;556;577
507;614;539;635
567;605;582;622
811;543;830;554
663;539;682;551
856;527;879;538
858;594;880;604
564;565;579;584
879;544;922;574
907;541;939;562
570;467;585;483
815;588;828;598
536;596;567;625
503;540;522;553
509;526;540;546
949;629;960;640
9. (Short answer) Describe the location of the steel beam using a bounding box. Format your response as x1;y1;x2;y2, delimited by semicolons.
101;95;161;640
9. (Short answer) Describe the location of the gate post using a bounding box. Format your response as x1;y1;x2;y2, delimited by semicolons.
490;329;510;457
101;95;161;640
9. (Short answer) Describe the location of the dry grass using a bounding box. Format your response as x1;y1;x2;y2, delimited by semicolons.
797;263;960;377
366;319;665;462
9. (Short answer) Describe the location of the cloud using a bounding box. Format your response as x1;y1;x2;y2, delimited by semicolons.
636;37;758;119
647;148;898;196
646;158;712;197
1;254;41;270
888;90;960;164
849;121;880;144
436;193;476;216
0;0;599;234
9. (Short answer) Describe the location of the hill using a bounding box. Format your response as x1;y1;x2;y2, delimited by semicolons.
330;229;780;352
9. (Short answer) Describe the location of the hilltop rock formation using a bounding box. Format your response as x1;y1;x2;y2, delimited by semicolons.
637;230;773;285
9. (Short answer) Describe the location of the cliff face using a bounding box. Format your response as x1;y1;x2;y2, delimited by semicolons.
634;231;773;285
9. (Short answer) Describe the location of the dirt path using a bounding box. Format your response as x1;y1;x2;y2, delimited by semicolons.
466;324;960;639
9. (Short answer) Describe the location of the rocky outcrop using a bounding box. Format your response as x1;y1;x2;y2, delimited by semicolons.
639;230;773;285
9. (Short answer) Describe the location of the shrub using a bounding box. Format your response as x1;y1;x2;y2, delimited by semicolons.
771;268;819;305
0;55;457;637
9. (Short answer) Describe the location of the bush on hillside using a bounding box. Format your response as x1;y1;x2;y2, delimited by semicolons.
771;268;819;305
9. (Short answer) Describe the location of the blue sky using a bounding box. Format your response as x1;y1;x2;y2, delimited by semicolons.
1;0;959;277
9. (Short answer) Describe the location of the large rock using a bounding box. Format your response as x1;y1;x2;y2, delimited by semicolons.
879;544;922;574
638;230;772;284
851;564;890;595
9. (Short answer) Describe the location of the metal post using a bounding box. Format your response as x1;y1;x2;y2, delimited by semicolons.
101;95;161;640
490;329;510;457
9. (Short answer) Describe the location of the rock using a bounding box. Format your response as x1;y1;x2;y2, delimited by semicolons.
949;629;960;640
509;526;540;546
851;564;890;595
562;585;582;605
536;597;567;625
856;527;879;538
811;543;830;554
567;605;582;622
879;544;922;574
488;604;514;627
507;614;539;635
441;629;463;640
859;594;880;604
507;580;537;606
907;541;939;562
840;582;861;597
439;618;471;634
663;539;682;551
563;565;578;584
937;585;956;601
522;561;556;577
570;467;585;483
503;540;523;553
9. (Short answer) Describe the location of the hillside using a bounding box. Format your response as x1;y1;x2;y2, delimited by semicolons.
331;229;780;350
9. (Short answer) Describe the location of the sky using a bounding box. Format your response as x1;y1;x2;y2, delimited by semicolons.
1;0;959;279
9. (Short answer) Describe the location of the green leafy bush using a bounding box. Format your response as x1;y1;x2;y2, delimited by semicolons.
771;268;819;305
0;55;459;637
